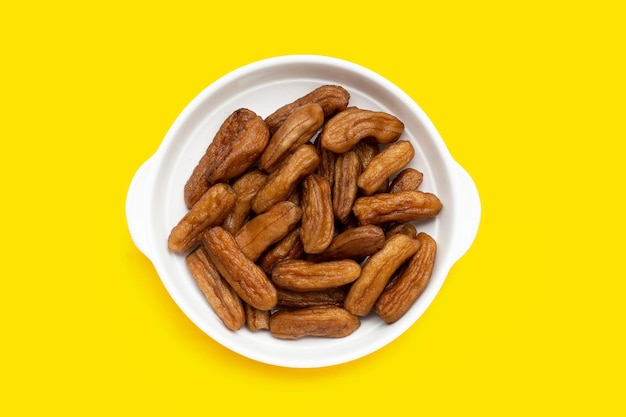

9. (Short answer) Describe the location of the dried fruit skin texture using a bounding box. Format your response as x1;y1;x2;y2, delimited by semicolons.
344;234;421;316
271;259;361;292
252;144;320;214
308;225;385;262
320;107;405;153
352;191;443;225
234;201;302;262
389;168;424;193
203;226;277;311
221;169;268;234
357;140;415;196
168;183;238;253
264;85;350;135
183;108;258;208
269;306;360;339
333;151;361;224
300;174;334;254
186;246;245;331
260;103;325;172
375;232;437;324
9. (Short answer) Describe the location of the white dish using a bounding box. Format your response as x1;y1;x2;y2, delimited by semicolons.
126;55;481;368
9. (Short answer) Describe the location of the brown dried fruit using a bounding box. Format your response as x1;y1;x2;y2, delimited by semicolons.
186;246;246;331
301;174;334;254
208;115;269;184
276;286;348;309
260;103;325;172
258;228;305;274
222;169;268;234
344;234;421;316
168;183;238;253
234;201;302;262
357;140;415;195
183;109;264;208
385;222;418;240
269;306;360;339
389;168;424;193
202;226;277;311
271;259;361;292
320;107;404;153
333;151;361;224
308;225;385;263
245;304;271;331
314;134;337;188
375;232;437;324
251;144;320;214
352;191;443;225
264;85;350;135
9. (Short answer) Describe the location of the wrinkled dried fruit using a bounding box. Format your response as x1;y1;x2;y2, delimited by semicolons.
245;304;271;331
186;246;245;331
184;109;263;208
308;225;385;263
314;134;336;188
333;151;361;224
264;85;350;135
269;306;360;339
352;191;443;225
301;174;334;254
258;228;305;274
344;234;421;316
375;232;437;324
276;286;348;309
260;103;325;172
208;116;269;184
252;144;320;214
203;226;277;310
168;183;237;253
222;169;268;234
271;259;361;292
385;222;418;240
320;107;405;153
357;140;415;195
234;201;302;262
389;168;424;193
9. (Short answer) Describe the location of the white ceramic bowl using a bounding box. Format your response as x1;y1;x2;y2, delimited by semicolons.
126;55;481;368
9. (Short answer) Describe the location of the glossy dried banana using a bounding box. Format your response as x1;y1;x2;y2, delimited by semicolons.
389;168;423;193
357;140;414;195
264;85;350;135
260;103;325;172
344;233;421;316
271;259;361;292
203;226;277;310
375;232;437;324
222;169;268;234
320;107;404;153
352;191;443;225
258;228;305;274
251;143;320;214
333;150;360;224
308;225;385;263
234;201;302;262
186;246;245;331
276;286;348;309
184;109;265;208
245;304;271;331
269;306;360;339
300;174;334;254
168;183;237;253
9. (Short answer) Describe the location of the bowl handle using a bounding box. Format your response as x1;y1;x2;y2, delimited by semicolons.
125;157;156;259
450;160;481;262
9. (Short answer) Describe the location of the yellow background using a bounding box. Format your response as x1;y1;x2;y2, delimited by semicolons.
2;1;624;415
